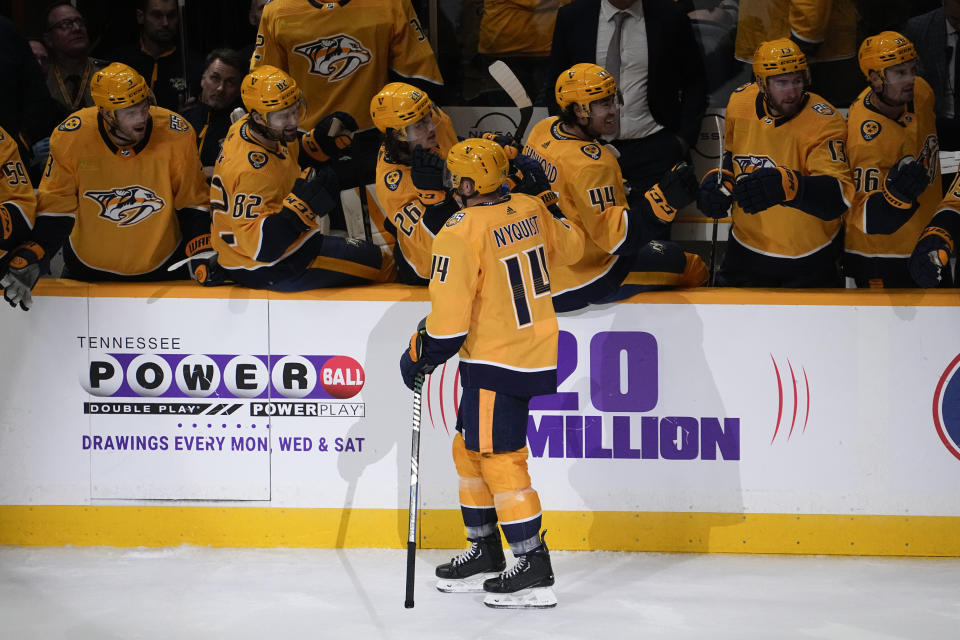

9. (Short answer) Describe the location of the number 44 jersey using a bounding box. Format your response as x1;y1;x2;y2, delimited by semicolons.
422;193;585;396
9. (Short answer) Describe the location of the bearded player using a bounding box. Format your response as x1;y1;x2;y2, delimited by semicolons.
210;65;394;291
844;32;940;288
697;38;855;287
523;63;706;312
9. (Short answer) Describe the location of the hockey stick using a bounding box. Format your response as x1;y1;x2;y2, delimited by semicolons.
404;372;425;609
488;61;534;145
177;0;191;102
709;114;728;287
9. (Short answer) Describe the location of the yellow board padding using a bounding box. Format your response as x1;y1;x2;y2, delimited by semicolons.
32;279;960;306
2;506;960;557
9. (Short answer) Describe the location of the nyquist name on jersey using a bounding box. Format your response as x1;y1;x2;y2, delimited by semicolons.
492;214;541;249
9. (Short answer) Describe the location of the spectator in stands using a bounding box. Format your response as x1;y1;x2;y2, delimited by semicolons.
239;0;271;65
547;0;707;240
28;38;50;75
0;16;62;185
41;2;109;116
906;1;960;150
110;0;203;113
182;49;246;178
251;0;444;202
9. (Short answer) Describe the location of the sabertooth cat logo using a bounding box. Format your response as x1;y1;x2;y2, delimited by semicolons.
85;186;165;226
733;154;776;174
293;34;372;81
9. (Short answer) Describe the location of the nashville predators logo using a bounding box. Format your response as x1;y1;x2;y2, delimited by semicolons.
384;169;402;191
733;154;776;174
84;186;165;227
293;35;372;81
58;116;82;132
861;120;881;141
248;151;268;169
580;144;602;160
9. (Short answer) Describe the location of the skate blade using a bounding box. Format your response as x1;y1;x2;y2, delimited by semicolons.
483;586;557;609
435;573;499;593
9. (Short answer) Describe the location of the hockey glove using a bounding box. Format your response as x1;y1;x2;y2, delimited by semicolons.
644;162;698;224
480;132;520;159
733;166;801;214
909;226;954;288
2;241;43;311
184;233;217;284
410;145;448;205
399;318;437;391
697;168;734;219
284;167;337;228
882;156;929;210
302;111;359;163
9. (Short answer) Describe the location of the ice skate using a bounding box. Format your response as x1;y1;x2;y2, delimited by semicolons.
483;533;557;609
435;532;506;593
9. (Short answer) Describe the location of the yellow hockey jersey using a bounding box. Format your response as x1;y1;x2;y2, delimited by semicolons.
522;116;630;297
725;83;854;258
373;107;458;280
845;79;941;259
479;0;568;57
211;115;315;270
36;106;209;275
735;0;858;63
423;193;584;396
0;125;36;260
252;0;443;130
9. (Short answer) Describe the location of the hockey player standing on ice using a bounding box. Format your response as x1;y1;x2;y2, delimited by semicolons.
697;38;855;287
523;63;707;312
0;124;36;308
370;82;458;285
1;63;216;311
399;138;584;608
844;32;940;288
908;172;960;288
210;65;395;291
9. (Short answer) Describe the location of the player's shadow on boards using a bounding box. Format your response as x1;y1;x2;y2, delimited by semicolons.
334;297;434;549
551;297;744;562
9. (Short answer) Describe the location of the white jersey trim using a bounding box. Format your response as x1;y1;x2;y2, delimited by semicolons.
459;357;555;373
844;248;911;259
426;328;468;340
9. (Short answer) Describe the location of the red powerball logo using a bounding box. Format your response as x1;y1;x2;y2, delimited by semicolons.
933;353;960;461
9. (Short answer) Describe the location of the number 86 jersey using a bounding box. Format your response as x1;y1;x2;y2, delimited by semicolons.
421;193;584;396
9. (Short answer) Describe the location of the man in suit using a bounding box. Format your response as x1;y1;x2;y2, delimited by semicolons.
906;0;960;150
546;0;706;239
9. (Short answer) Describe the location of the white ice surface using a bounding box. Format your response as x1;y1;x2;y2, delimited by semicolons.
1;546;957;639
